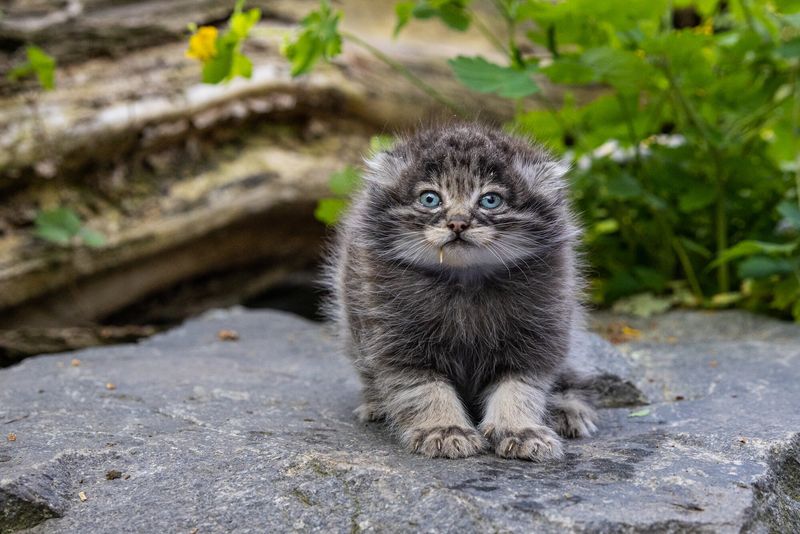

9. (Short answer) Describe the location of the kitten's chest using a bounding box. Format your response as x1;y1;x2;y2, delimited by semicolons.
404;280;519;352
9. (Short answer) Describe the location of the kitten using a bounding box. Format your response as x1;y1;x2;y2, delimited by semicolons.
324;123;597;460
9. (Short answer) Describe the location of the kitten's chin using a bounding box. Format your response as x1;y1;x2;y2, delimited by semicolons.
427;240;501;269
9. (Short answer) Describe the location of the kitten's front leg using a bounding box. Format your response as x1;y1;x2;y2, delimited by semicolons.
479;376;564;461
378;369;486;459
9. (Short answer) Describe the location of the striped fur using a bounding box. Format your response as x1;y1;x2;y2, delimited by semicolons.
322;124;597;460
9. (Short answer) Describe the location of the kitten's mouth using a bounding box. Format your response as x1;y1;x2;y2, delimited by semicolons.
438;236;473;264
444;236;471;246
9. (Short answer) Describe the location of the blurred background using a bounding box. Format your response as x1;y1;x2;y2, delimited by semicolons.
1;0;799;364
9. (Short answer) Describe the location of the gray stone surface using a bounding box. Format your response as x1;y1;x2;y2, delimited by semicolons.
1;308;798;533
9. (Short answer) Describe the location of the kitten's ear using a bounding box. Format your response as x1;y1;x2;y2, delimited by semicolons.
513;154;571;200
363;150;409;185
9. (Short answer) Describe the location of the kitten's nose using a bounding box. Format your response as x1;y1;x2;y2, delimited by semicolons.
447;215;470;234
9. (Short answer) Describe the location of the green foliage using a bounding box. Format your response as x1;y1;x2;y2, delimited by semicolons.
394;0;471;36
283;0;342;77
315;136;397;226
315;166;361;225
7;46;56;90
448;56;539;98
712;201;800;320
35;208;106;248
288;0;800;321
186;0;261;84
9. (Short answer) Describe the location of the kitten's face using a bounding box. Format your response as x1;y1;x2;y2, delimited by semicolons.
361;126;574;271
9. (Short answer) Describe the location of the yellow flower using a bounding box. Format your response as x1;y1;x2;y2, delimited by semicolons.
694;19;714;36
186;26;219;62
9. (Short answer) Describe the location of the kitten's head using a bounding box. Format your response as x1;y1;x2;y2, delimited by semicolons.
359;124;577;271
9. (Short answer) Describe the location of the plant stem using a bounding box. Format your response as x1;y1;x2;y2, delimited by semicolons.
672;236;704;299
340;31;466;116
792;63;800;208
468;8;509;57
491;0;523;68
661;58;730;292
714;159;730;293
616;93;642;167
546;25;559;59
738;0;759;35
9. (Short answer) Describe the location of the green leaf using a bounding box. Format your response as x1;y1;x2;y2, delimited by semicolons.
230;7;261;38
606;173;642;199
202;36;237;83
394;1;416;36
36;207;81;234
434;2;470;31
369;135;396;154
628;408;651;417
26;46;56;90
679;237;712;259
710;240;798;268
7;63;33;83
78;228;107;248
593;219;619;234
738;256;796;279
7;45;56;90
541;57;596;84
283;0;343;77
581;47;651;93
231;51;253;79
770;277;800;310
34;208;82;246
33;207;106;248
778;201;800;230
777;37;800;58
394;1;470;33
448;56;539;98
678;185;716;212
34;224;73;245
612;292;672;317
329;166;362;196
315;198;349;225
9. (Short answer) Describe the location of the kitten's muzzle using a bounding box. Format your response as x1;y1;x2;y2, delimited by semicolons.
446;215;471;234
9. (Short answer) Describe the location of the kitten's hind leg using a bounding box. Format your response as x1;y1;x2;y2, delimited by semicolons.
548;390;598;438
479;376;564;461
378;369;486;459
548;365;598;439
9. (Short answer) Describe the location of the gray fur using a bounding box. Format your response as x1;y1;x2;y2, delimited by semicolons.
323;123;597;460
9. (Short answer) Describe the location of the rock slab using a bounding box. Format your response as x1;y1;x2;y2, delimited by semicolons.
0;309;798;533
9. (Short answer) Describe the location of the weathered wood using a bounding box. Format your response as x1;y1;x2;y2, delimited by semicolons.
0;323;158;365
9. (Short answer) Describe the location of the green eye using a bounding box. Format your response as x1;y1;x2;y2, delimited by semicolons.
419;191;442;208
479;193;503;209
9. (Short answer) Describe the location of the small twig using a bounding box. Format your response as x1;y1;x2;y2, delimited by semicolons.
467;7;509;57
341;31;466;116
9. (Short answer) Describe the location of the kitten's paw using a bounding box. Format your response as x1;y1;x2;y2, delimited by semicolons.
484;425;564;461
354;403;382;423
550;397;598;439
407;425;487;459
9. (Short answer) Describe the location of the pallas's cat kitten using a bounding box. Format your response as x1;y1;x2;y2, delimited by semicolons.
324;124;597;460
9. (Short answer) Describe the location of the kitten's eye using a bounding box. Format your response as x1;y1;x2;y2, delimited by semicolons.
419;191;442;208
479;193;503;209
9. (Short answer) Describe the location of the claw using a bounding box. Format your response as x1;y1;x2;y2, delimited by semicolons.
436;438;443;451
506;441;517;455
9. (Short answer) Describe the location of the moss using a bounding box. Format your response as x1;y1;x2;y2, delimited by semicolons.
0;490;60;533
743;436;800;532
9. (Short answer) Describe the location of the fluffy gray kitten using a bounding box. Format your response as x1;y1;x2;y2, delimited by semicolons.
324;123;597;460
